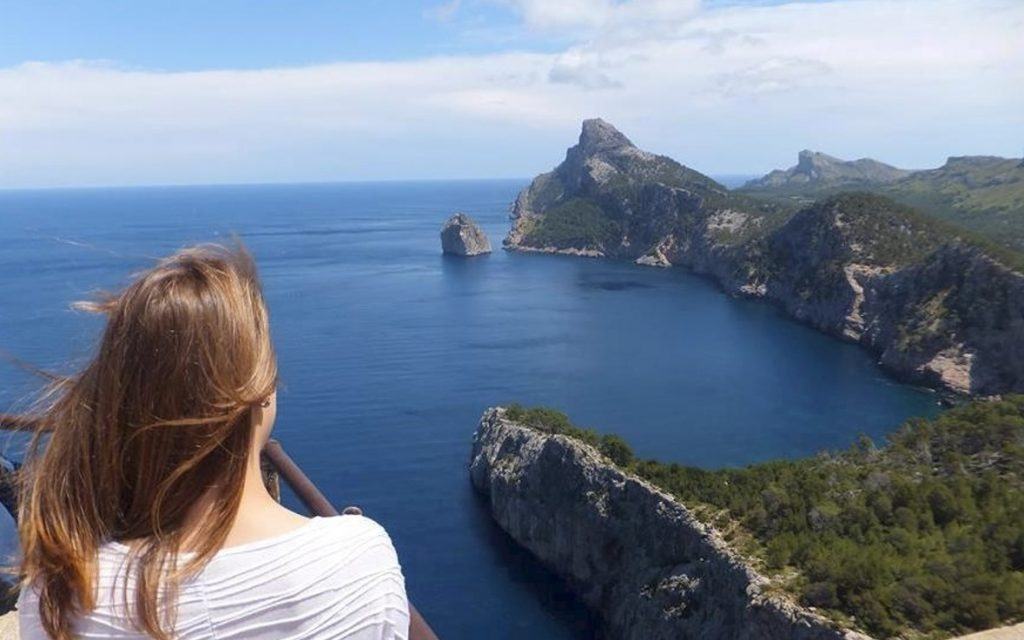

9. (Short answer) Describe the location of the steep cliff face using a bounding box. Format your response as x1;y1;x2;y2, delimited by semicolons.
762;194;941;337
505;120;1024;395
470;408;870;640
863;245;1024;393
761;196;1024;393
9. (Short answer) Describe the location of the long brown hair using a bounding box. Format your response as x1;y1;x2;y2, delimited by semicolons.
16;243;278;639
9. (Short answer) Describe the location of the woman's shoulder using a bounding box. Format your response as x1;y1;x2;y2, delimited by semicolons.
298;513;395;549
317;513;392;538
240;515;409;620
311;515;402;569
209;514;402;576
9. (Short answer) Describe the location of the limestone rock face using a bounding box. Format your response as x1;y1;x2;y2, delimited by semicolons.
441;213;491;256
469;408;871;640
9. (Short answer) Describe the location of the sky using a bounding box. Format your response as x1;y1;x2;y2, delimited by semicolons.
0;0;1022;188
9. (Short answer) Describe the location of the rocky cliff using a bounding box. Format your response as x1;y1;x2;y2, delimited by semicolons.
505;120;1024;395
743;151;911;191
762;196;1024;393
469;408;870;640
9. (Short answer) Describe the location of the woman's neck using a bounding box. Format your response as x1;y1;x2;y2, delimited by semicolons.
183;438;308;552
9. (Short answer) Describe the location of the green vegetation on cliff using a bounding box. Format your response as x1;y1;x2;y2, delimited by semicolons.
521;197;621;250
764;191;1024;278
506;399;1024;638
505;405;635;467
774;192;945;266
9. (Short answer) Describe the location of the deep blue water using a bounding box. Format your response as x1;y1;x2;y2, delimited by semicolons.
0;180;938;638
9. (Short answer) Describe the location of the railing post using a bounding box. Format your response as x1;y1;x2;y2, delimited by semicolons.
259;451;281;502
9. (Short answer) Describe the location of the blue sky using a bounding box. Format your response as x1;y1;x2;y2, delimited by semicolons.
0;1;545;68
1;1;779;68
1;0;1021;188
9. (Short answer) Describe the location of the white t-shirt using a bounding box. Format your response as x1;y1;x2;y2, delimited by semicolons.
18;515;409;639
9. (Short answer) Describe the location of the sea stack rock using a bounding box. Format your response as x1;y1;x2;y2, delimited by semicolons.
441;213;491;256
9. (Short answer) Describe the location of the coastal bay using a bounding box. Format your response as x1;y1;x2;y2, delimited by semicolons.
0;180;938;638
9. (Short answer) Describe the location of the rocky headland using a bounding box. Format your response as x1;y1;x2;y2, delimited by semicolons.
504;119;1024;396
441;212;492;256
470;400;1024;639
470;407;870;640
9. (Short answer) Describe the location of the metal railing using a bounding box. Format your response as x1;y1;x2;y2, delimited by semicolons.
0;417;440;640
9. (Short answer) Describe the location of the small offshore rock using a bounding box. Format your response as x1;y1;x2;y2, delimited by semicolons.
441;213;491;256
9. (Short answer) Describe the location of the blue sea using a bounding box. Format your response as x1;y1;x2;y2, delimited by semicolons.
0;180;938;638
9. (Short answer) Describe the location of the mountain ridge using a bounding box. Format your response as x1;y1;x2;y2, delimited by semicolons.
741;152;1024;251
744;150;912;190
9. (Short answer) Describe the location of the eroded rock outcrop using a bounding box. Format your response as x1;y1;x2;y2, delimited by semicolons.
441;213;491;256
504;119;1024;395
470;408;870;640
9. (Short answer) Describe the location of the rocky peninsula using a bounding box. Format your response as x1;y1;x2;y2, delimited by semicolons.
470;407;870;640
505;119;1024;396
441;213;491;256
471;400;1024;639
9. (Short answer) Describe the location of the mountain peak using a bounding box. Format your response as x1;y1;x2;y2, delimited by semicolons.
796;150;841;170
578;118;634;154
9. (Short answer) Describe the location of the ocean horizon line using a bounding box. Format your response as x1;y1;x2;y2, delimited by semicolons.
0;174;762;194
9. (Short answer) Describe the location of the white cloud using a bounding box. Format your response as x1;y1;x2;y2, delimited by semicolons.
714;57;833;97
548;50;623;89
503;0;615;31
0;0;1021;187
502;0;701;35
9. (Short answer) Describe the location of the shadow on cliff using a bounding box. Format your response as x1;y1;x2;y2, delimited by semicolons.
467;489;599;639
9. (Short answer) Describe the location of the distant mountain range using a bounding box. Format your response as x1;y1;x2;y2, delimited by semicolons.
744;150;911;190
741;151;1024;251
505;119;1024;396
